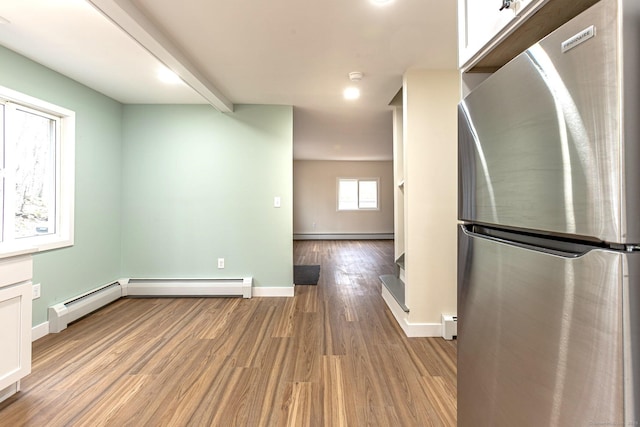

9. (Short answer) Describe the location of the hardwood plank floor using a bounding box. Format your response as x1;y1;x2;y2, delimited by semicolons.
0;240;457;426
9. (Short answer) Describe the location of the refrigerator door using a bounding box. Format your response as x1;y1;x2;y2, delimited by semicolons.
457;225;640;426
458;0;640;244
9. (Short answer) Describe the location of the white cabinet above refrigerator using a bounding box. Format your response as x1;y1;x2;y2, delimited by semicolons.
458;0;601;72
458;0;520;68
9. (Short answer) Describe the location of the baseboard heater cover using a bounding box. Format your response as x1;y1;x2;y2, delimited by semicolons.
49;282;122;333
122;277;252;298
48;277;252;333
442;314;458;340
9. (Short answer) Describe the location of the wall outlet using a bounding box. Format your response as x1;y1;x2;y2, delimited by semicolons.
274;196;281;208
217;258;225;269
32;283;41;300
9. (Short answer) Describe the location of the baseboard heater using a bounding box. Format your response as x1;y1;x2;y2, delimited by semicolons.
442;314;457;340
48;277;252;333
122;278;252;298
49;281;122;333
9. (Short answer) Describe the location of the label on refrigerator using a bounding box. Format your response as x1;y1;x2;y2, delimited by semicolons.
562;25;596;53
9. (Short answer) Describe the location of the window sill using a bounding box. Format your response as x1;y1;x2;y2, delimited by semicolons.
337;209;381;212
0;245;38;260
0;236;73;259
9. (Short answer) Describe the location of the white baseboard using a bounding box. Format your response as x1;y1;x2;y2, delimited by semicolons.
294;233;393;240
252;286;295;297
381;285;408;327
402;321;444;338
381;286;442;338
32;321;49;342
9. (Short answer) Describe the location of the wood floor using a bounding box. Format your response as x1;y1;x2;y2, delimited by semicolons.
0;240;457;426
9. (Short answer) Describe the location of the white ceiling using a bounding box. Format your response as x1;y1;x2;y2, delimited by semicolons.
0;0;457;160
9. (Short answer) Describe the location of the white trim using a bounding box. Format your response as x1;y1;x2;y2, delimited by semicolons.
32;321;49;342
381;285;442;337
0;246;37;260
336;177;381;211
382;284;409;330
403;321;444;338
0;86;74;116
294;233;393;240
252;286;295;297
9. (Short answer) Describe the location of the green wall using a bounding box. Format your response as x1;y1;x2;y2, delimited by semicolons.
0;46;123;326
1;46;294;327
121;104;293;286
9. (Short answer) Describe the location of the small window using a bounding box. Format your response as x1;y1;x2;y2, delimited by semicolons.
337;178;379;211
1;86;75;256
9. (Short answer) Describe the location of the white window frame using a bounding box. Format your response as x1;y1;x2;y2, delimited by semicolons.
0;85;75;257
337;177;380;211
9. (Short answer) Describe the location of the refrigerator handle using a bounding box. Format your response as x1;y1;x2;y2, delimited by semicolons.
461;224;602;259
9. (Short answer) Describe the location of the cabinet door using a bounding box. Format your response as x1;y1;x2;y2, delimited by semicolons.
0;281;32;391
458;0;517;67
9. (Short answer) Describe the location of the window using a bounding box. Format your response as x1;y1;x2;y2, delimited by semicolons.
337;178;379;211
1;86;75;256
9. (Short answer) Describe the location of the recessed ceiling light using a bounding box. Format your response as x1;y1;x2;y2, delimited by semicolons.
343;86;361;100
157;66;182;84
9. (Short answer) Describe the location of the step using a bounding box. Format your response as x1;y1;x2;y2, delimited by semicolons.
379;274;409;313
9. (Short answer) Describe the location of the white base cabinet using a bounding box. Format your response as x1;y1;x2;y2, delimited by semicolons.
0;254;33;403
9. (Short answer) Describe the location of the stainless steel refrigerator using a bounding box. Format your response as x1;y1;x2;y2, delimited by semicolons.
457;0;640;425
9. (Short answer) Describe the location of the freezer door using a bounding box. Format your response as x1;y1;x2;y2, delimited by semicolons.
457;226;640;426
458;0;640;244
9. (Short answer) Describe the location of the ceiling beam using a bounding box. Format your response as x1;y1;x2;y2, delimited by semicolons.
87;0;233;112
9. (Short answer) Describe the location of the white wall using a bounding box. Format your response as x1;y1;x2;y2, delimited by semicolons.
293;160;394;237
403;69;459;325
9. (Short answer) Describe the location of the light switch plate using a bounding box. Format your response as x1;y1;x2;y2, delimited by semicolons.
32;283;41;299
